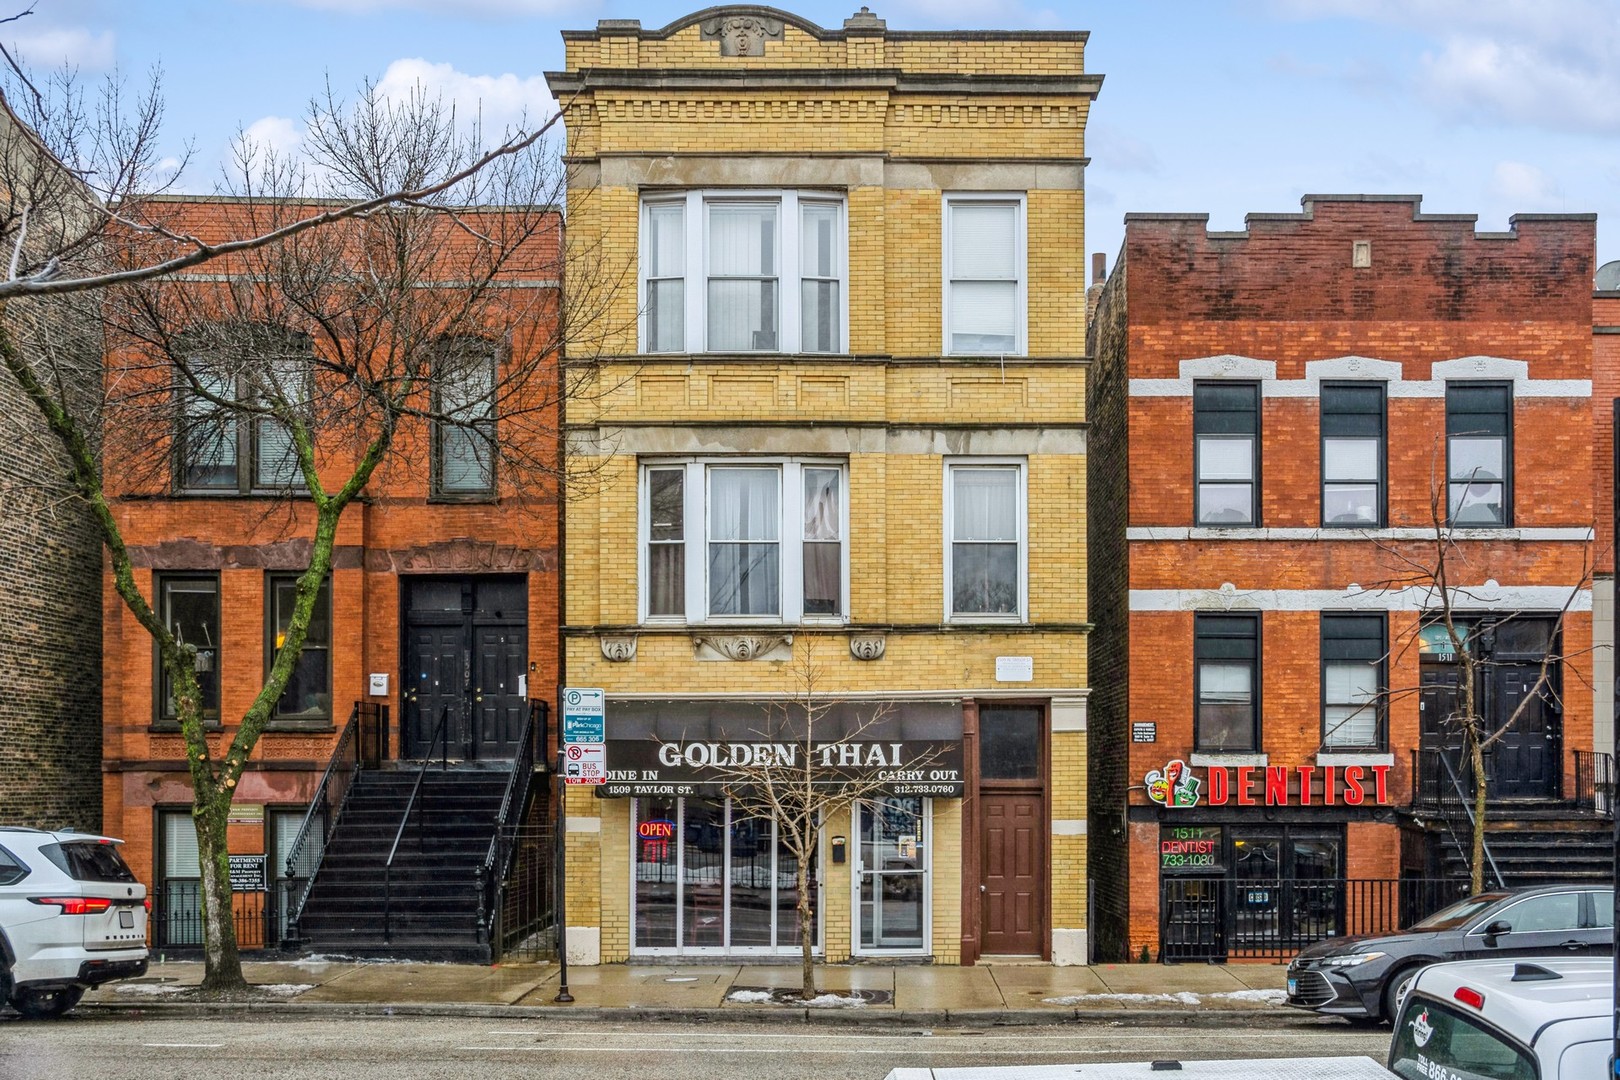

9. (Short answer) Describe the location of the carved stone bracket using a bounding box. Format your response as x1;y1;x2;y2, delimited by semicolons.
848;633;887;661
700;14;784;56
600;634;638;662
692;632;793;661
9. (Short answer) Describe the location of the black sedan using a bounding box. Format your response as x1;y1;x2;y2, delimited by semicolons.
1285;883;1614;1022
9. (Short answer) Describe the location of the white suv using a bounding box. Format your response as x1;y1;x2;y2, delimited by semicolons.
0;828;149;1019
1390;956;1611;1079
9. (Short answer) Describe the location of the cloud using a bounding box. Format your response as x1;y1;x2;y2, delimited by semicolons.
1489;161;1563;207
1268;0;1620;133
1088;123;1161;175
280;0;581;14
239;116;304;159
5;27;115;70
373;58;556;139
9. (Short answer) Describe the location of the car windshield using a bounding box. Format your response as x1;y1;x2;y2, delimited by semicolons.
1390;998;1535;1080
1409;894;1508;932
40;840;138;883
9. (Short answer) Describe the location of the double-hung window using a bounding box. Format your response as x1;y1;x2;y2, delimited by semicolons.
1446;382;1511;526
157;574;220;723
433;338;497;498
943;195;1025;355
1320;383;1385;527
267;575;332;723
1193;382;1259;526
945;461;1026;621
641;191;846;354
176;330;312;494
642;459;846;623
1195;613;1259;752
1321;614;1385;751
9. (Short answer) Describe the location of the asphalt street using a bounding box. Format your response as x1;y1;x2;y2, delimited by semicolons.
0;1014;1391;1080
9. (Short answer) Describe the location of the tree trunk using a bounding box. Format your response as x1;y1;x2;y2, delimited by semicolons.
1469;734;1488;896
798;819;815;1001
194;792;244;991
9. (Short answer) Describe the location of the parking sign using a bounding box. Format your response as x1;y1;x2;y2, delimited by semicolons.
561;688;606;785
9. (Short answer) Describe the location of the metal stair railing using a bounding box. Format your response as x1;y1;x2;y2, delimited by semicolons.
383;704;451;943
1434;749;1505;889
283;701;387;945
479;700;548;956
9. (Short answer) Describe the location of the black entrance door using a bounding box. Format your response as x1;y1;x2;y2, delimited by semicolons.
1490;662;1557;799
402;576;527;760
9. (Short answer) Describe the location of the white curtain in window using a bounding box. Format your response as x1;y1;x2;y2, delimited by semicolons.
803;468;841;616
708;204;777;351
953;468;1016;542
709;467;779;615
800;202;840;353
950;203;1016;277
647;203;686;352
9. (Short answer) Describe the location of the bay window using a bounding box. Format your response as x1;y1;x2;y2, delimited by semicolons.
642;458;846;623
640;191;845;354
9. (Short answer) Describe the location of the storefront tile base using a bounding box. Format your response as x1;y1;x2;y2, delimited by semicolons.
1050;928;1088;966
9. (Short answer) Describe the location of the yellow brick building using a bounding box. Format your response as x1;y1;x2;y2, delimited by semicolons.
548;5;1098;966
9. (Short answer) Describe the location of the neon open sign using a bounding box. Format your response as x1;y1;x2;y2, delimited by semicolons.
637;819;675;839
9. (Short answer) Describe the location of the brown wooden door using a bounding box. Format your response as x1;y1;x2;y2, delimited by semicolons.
980;792;1043;954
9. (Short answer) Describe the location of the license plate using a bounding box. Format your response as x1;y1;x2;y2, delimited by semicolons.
1287;978;1297;996
119;909;134;929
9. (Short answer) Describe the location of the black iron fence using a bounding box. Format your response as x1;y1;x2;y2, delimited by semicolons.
492;822;558;962
1160;876;1471;962
154;881;273;951
1574;750;1614;817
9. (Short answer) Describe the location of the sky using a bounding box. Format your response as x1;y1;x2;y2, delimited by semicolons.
7;0;1620;278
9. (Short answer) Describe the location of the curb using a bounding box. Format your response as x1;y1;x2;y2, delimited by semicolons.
77;999;1348;1030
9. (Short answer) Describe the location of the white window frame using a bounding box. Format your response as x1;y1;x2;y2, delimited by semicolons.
943;458;1028;623
638;457;850;626
638;190;849;355
942;193;1027;357
850;797;932;958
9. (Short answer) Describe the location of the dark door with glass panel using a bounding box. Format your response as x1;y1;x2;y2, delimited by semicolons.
402;576;526;760
977;705;1045;956
1489;662;1556;799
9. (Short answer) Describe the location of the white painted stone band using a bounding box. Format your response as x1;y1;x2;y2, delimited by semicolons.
1129;585;1592;612
1129;354;1591;399
1128;527;1594;542
1051;819;1088;836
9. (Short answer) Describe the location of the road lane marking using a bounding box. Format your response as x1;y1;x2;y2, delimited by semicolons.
480;1031;1373;1042
458;1047;1108;1055
144;1043;225;1049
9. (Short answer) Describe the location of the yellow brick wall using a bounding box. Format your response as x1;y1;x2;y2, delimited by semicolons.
556;6;1092;965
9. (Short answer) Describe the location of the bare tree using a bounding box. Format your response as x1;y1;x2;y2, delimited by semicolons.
1368;440;1593;895
0;59;627;993
706;636;949;1001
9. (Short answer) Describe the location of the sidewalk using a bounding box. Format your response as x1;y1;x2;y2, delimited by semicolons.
83;958;1299;1025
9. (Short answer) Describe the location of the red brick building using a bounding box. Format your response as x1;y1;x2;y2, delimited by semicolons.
98;197;562;954
1087;195;1601;963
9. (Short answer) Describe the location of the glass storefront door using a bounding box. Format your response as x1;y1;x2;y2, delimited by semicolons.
855;797;928;953
632;797;819;954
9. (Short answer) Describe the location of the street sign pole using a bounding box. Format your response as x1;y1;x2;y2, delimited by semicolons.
554;747;572;1004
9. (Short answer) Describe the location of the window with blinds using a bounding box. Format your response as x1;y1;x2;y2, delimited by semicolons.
944;197;1024;355
159;809;203;946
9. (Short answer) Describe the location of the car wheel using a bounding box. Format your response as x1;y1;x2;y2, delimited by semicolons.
9;986;84;1020
1382;967;1417;1024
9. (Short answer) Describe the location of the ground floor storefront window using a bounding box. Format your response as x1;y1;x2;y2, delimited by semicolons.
1160;824;1343;961
856;796;928;954
632;796;819;954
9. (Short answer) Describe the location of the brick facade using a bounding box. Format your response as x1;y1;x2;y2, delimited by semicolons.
550;6;1098;965
1088;196;1597;960
97;198;563;923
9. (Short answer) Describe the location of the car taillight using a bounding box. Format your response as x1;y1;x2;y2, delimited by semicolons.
1455;986;1486;1010
29;896;113;915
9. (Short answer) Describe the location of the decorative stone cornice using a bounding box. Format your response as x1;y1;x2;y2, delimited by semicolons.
692;632;794;661
599;634;638;662
848;632;887;661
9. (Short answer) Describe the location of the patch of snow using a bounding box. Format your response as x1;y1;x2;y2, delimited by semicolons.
1211;988;1287;1004
726;990;775;1003
115;983;190;996
291;955;417;967
803;993;867;1008
256;984;315;996
1043;992;1203;1005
